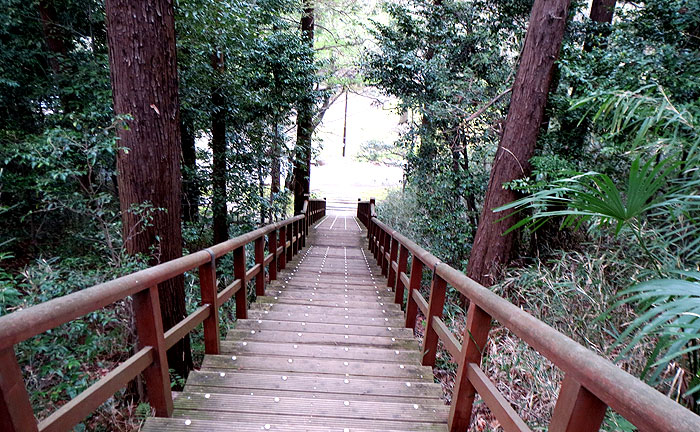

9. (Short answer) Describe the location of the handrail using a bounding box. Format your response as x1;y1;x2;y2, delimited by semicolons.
0;199;327;432
358;201;700;432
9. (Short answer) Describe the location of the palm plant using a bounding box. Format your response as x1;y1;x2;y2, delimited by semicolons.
499;85;700;406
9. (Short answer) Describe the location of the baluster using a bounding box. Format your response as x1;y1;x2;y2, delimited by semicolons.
279;225;287;270
269;229;278;281
199;255;219;354
133;286;173;417
448;303;491;431
387;236;399;289
405;257;424;330
394;244;409;307
254;236;265;296
421;272;447;367
550;375;607;432
292;220;299;256
0;347;38;432
233;246;247;319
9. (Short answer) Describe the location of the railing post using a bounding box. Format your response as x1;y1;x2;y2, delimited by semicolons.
394;245;409;307
405;257;424;330
133;286;173;417
293;219;299;255
278;225;287;270
0;348;38;432
269;229;278;281
381;230;391;276
550;375;607;432
387;236;399;289
254;236;265;296
448;303;492;431
421;272;447;367
286;222;294;262
199;256;220;354
233;246;247;319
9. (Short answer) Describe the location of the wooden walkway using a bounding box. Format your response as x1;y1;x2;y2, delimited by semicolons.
143;214;449;431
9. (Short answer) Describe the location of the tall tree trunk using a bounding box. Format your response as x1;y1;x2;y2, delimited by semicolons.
105;0;192;379
584;0;616;52
292;1;314;215
181;110;199;222
270;123;281;220
466;0;571;286
211;51;228;244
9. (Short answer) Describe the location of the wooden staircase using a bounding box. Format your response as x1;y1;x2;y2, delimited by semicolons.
142;215;449;431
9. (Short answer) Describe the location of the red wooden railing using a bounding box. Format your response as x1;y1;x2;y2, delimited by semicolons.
357;199;700;432
0;199;326;432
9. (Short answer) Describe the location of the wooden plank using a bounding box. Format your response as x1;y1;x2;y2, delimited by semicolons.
143;417;389;432
233;246;248;319
234;319;413;338
173;392;448;423
38;348;154;432
412;289;429;315
466;363;531;432
225;329;418;350
250;302;401;318
432;317;462;360
217;279;241;305
245;263;261;285
246;310;404;327
220;340;420;363
255;236;265;296
170;409;448;431
185;371;443;401
164;306;209;350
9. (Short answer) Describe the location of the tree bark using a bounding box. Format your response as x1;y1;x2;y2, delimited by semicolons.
181;110;199;222
292;1;315;215
466;0;571;286
211;51;228;244
105;0;192;378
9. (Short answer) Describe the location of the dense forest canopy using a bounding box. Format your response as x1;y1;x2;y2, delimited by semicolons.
0;0;699;429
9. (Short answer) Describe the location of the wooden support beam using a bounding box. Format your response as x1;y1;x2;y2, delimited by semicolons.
199;258;220;354
278;226;287;270
422;274;447;367
387;237;399;289
449;303;492;431
255;236;265;296
233;246;248;319
405;258;424;330
550;375;607;432
394;245;408;306
269;230;278;281
0;347;37;432
132;286;173;417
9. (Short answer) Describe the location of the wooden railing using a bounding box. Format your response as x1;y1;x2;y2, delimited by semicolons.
0;199;326;432
358;199;700;432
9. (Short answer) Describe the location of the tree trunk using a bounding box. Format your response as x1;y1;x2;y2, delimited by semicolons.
105;0;192;379
181;110;199;222
270;123;281;220
466;0;571;286
211;51;228;244
292;1;314;215
584;0;616;52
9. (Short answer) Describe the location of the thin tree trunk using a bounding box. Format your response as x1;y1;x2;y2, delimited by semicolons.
466;0;571;286
292;1;315;215
270;123;281;220
211;51;228;244
181;110;199;222
105;0;192;379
